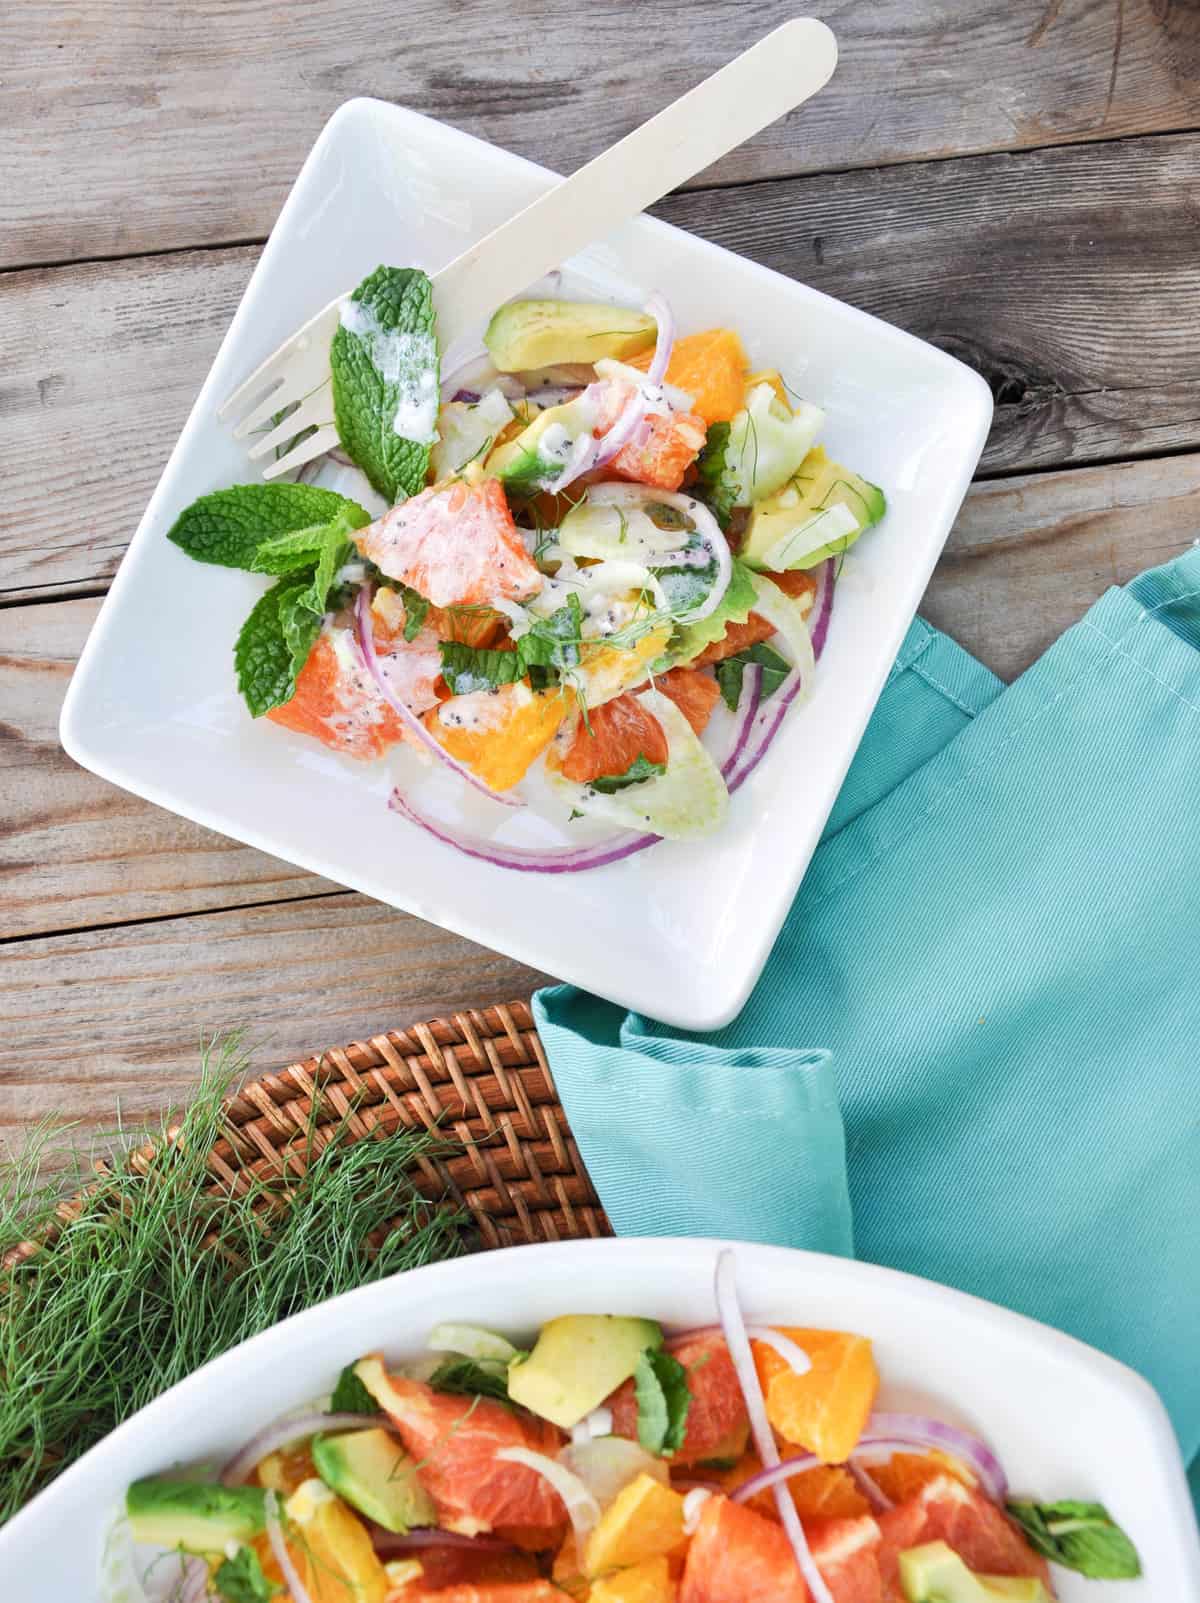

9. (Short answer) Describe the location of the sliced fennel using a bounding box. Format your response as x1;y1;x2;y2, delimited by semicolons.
430;388;513;479
427;1323;522;1364
547;690;729;840
748;571;817;688
728;382;824;505
761;502;859;571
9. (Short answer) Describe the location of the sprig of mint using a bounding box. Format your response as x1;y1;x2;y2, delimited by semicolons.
234;572;324;718
694;421;738;530
331;266;439;504
1006;1500;1141;1580
399;586;430;641
429;1356;512;1406
438;596;583;695
330;1363;376;1415
167;483;366;570
591;754;666;794
214;1545;279;1603
633;1348;691;1456
715;640;791;712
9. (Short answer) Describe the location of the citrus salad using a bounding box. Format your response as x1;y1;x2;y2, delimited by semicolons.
168;267;888;871
113;1252;1138;1602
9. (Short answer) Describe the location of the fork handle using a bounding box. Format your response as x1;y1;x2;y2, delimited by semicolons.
431;18;837;351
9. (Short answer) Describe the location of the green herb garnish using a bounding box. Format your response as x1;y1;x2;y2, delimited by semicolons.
214;1545;280;1602
0;1037;464;1523
167;484;368;572
590;755;667;794
438;596;583;694
633;1348;691;1456
715;640;791;712
429;1356;512;1405
1006;1500;1141;1580
330;1364;377;1416
331;265;439;503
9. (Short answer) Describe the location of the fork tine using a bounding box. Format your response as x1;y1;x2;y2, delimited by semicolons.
244;381;335;462
217;296;344;425
261;425;341;482
230;381;289;442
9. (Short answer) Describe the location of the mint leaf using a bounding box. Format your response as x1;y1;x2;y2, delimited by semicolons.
400;587;430;642
330;1364;376;1415
438;597;583;694
694;422;738;530
633;1349;691;1456
251;501;370;577
591;755;667;794
654;552;720;617
1007;1500;1141;1580
715;641;791;712
331;266;439;504
439;643;523;696
234;573;322;718
214;1545;278;1603
429;1356;512;1405
671;558;758;666
168;484;367;571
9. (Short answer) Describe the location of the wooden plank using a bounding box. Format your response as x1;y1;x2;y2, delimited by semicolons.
924;452;1200;681
0;596;334;937
0;893;552;1139
4;132;1199;600
3;456;1196;945
4;1;1199;270
660;131;1200;476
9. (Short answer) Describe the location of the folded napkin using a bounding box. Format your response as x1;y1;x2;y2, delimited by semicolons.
536;546;1200;1497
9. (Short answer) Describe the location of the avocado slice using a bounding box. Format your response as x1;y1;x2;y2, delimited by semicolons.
899;1542;1053;1602
486;394;605;496
312;1427;435;1533
506;1314;663;1429
485;299;657;372
125;1479;266;1555
742;445;885;572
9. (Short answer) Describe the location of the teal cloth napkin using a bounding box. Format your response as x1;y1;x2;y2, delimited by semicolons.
536;546;1200;1493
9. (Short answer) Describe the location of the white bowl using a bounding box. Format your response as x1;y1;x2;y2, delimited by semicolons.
2;1239;1195;1599
60;97;992;1029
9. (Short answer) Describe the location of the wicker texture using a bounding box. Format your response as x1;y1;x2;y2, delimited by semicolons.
194;1001;610;1249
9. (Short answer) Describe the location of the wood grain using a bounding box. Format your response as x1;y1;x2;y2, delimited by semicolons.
3;0;1199;270
660;131;1200;475
0;893;552;1139
5;132;1200;601
924;452;1200;680
0;597;334;938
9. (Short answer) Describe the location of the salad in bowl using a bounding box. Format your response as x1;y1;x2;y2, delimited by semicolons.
166;269;886;872
114;1251;1138;1603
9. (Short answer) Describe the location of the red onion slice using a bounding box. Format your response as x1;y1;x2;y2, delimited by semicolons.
220;1410;382;1486
178;1558;210;1603
714;1251;835;1603
389;786;658;873
847;1458;893;1513
371;1527;513;1554
642;292;676;387
730;1451;819;1504
353;587;522;809
722;666;805;795
856;1413;1008;1504
719;663;763;778
809;557;836;659
265;1490;314;1603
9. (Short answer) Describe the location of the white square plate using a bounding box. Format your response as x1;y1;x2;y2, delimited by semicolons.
1;1240;1196;1598
61;99;992;1029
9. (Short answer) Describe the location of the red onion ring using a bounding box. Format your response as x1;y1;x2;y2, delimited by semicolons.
719;663;763;778
179;1558;210;1603
643;292;676;387
440;350;525;404
722;665;805;795
847;1459;893;1513
810;557;836;659
855;1413;1008;1504
353;587;522;809
371;1527;513;1554
388;786;658;873
714;1251;835;1603
220;1410;382;1486
265;1489;313;1603
451;388;482;404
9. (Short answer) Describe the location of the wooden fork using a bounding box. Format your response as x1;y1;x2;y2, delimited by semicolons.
218;18;837;481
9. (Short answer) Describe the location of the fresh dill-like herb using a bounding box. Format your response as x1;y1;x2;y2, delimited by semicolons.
0;1036;465;1521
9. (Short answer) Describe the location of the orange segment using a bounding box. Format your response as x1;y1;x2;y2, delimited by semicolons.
868;1451;973;1505
561;692;668;784
753;1328;879;1465
424;683;569;792
722;1455;869;1522
628;329;749;426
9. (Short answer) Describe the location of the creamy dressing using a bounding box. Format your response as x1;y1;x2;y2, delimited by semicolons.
437;686;525;734
339;299;439;444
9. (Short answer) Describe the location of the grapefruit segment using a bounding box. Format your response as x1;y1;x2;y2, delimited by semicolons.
754;1329;879;1464
561;693;669;785
609;1334;748;1467
393;1584;564;1603
679;1494;806;1603
652;669;720;736
805;1515;884;1602
359;1364;566;1537
267;626;441;760
357;478;541;608
876;1477;1053;1599
610;410;708;491
691;614;776;668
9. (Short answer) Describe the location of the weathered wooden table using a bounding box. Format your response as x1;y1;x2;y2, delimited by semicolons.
3;1;1198;1144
